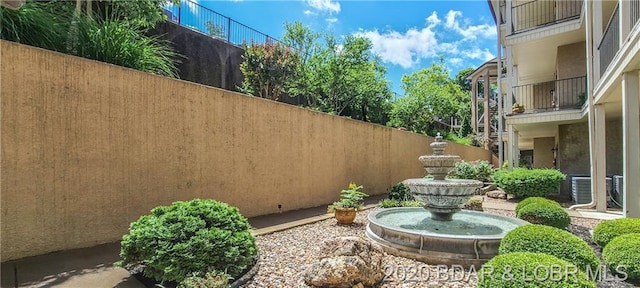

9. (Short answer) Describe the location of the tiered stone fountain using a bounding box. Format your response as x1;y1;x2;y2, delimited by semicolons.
366;134;528;267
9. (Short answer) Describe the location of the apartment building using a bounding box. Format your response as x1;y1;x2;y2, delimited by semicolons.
481;0;639;217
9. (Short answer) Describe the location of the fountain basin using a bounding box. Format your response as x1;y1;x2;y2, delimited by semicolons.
366;208;529;267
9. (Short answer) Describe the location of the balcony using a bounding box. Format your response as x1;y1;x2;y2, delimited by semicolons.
511;76;586;115
512;0;582;33
599;1;640;77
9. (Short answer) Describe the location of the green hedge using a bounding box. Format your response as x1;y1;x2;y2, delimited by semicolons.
517;201;571;229
119;199;257;283
493;168;565;198
450;160;494;182
499;224;599;271
378;199;422;208
515;196;561;214
602;233;640;280
593;218;640;247
478;252;596;288
387;182;414;201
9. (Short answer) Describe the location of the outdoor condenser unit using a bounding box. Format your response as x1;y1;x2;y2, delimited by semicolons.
571;177;612;205
612;175;624;207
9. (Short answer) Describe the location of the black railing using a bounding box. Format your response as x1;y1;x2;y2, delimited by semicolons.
512;0;582;33
499;0;506;24
599;5;619;77
512;76;587;114
163;0;279;47
632;0;640;33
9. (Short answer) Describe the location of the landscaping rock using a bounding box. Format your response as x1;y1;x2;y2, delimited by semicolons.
486;189;507;199
303;237;385;288
479;183;497;195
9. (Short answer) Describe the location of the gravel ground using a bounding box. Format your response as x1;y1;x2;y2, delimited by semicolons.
244;207;639;288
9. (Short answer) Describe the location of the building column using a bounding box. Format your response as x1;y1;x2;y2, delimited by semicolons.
471;76;478;133
593;0;603;81
593;104;607;212
620;0;631;45
506;0;512;35
622;71;640;217
484;70;491;149
507;124;518;169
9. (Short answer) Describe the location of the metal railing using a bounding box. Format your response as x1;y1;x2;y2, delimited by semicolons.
633;0;640;28
512;0;582;33
162;0;279;47
499;0;506;24
598;5;619;77
512;76;587;113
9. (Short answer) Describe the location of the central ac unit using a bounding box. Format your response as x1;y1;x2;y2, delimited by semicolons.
571;177;612;204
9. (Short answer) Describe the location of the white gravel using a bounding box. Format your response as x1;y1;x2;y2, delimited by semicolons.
243;208;607;288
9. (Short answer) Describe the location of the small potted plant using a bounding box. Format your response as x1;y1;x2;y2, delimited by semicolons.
512;103;525;114
328;182;369;224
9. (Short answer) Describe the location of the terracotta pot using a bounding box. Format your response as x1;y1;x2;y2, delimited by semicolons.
334;207;357;224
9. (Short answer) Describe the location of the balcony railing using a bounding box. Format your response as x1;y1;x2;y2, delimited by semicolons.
512;76;586;114
599;5;619;78
162;0;279;47
512;0;582;33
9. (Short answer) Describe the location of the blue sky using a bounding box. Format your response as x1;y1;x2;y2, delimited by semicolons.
171;0;497;95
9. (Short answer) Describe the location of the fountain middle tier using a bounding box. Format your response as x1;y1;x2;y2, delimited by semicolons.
403;178;482;221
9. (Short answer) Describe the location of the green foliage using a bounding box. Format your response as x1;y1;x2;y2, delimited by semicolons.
328;183;369;211
593;218;640;247
478;252;596;288
462;197;483;211
280;22;392;124
387;182;414;201
450;160;494;182
499;224;600;271
1;1;180;78
378;199;422;208
95;0;177;28
517;201;571;229
0;1;70;52
119;199;257;283
388;61;469;135
493;168;565;198
178;271;230;288
72;17;179;78
602;233;640;280
240;42;299;101
515;196;561;214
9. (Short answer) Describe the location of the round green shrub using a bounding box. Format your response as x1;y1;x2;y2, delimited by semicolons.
493;168;565;198
478;252;596;288
602;233;640;280
517;201;570;229
119;199;257;283
499;224;600;271
593;218;640;247
515;196;560;214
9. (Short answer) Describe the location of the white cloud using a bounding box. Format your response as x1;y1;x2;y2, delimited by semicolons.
303;10;316;16
326;17;338;24
426;11;441;27
307;0;340;14
463;47;495;61
449;57;464;66
445;10;496;40
357;27;439;69
185;0;199;14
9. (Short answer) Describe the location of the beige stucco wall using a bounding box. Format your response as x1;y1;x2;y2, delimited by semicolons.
533;137;555;169
0;42;492;261
556;42;586;80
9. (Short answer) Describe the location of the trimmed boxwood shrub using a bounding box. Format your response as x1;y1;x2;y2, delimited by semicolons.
515;196;561;214
593;218;640;247
602;233;640;280
118;199;257;283
493;168;565;198
478;252;596;288
499;224;600;271
517;201;571;229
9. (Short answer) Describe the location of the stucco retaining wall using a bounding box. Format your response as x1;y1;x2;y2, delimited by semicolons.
0;41;492;261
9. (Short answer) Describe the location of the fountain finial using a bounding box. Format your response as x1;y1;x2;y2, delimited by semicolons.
430;132;447;155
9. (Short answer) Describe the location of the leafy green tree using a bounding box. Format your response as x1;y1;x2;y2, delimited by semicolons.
281;21;323;107
388;61;464;134
205;20;225;39
239;42;299;101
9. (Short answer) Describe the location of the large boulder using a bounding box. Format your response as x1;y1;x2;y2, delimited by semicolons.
303;237;385;287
